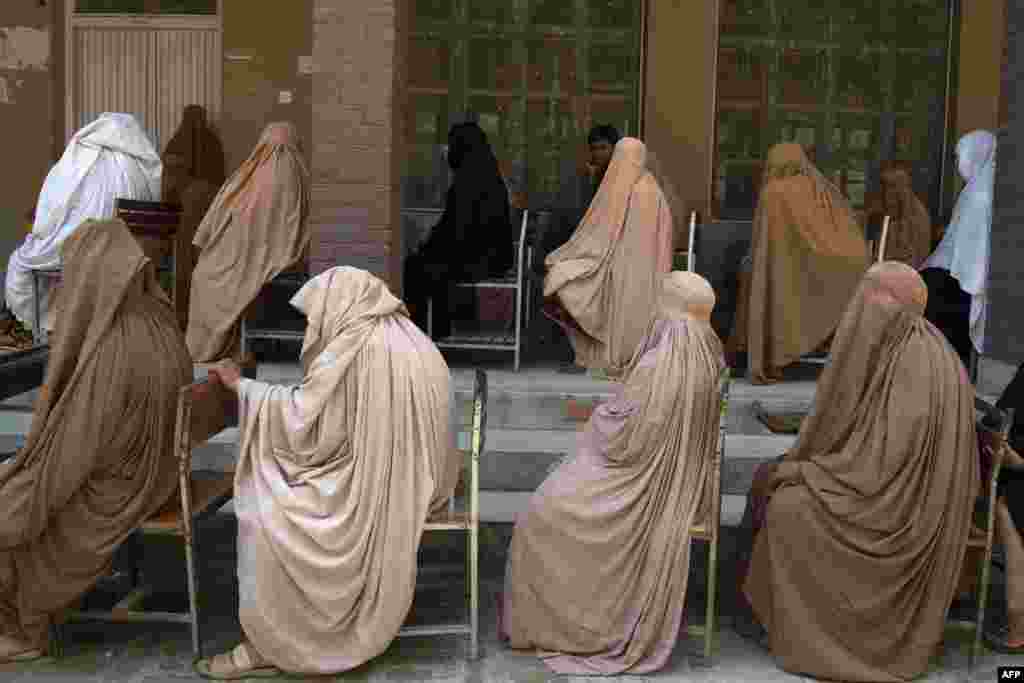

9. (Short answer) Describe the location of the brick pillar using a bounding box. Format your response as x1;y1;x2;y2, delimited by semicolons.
309;1;408;292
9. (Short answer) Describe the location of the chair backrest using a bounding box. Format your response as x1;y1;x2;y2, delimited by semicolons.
470;368;488;458
513;209;530;280
706;367;732;533
175;378;236;460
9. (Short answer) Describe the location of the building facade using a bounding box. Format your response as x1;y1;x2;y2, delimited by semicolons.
0;0;1007;295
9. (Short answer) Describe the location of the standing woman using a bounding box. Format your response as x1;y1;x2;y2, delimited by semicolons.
920;129;996;368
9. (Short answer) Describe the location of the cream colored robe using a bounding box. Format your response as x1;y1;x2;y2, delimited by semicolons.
544;137;674;377
231;266;460;675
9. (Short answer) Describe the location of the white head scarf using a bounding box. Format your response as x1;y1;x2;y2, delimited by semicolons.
922;129;996;353
4;112;162;329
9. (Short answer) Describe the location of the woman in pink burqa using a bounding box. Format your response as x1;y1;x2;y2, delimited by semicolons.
502;270;725;674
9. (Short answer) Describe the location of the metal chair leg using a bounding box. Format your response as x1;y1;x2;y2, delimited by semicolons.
704;537;719;661
184;532;202;658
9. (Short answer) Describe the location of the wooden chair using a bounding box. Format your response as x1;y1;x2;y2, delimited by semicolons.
954;397;1023;669
395;368;486;659
115;199;187;330
50;370;244;659
563;367;732;661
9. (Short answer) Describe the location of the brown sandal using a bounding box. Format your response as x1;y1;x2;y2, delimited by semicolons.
194;642;281;680
0;634;43;664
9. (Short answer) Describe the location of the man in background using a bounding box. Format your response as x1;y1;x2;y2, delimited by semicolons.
533;124;620;372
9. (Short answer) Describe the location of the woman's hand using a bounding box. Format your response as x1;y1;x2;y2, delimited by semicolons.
208;359;242;393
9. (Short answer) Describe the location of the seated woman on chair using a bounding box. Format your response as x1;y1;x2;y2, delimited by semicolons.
736;262;978;682
0;218;192;663
198;266;461;679
502;271;725;675
728;143;870;384
543;137;674;378
403;122;513;340
186;121;310;362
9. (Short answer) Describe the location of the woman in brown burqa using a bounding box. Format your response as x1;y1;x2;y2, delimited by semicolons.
186;121;310;361
543;137;674;378
874;162;933;268
0;218;192;662
737;262;978;682
161;105;226;330
196;266;460;679
502;271;725;675
729;143;870;383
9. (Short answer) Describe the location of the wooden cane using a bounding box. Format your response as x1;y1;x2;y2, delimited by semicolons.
687;210;697;272
877;215;891;263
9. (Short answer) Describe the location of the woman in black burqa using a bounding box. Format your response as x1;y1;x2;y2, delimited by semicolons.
404;122;513;339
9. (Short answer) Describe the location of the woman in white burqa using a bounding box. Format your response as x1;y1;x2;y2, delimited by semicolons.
5;113;162;332
503;271;725;674
198;266;461;679
920;129;996;365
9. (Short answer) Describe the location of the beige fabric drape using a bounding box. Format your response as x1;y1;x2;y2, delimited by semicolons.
186;122;310;361
744;262;978;682
0;219;191;648
232;266;459;675
731;143;870;383
543;137;673;377
503;271;725;674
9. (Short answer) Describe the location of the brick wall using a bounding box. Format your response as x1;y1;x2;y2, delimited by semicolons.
987;0;1023;364
309;1;408;292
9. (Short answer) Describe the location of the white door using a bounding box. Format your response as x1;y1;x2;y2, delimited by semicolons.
65;4;222;148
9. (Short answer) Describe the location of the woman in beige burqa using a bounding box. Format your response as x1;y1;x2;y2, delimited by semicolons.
186;121;310;361
0;218;192;662
502;271;725;674
543;137;674;378
738;262;978;682
730;143;870;383
197;266;460;679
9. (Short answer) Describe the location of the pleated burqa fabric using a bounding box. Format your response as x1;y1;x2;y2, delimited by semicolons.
543;137;674;377
503;271;725;674
186;122;310;361
744;262;978;682
0;219;192;648
232;266;460;674
732;143;870;383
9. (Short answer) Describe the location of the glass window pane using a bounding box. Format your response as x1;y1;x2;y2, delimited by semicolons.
585;0;636;30
715;0;952;215
529;0;575;28
409;37;451;90
405;0;641;209
415;0;454;23
719;0;772;37
76;0;147;12
468;40;523;92
77;0;216;13
156;0;216;13
588;42;633;96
